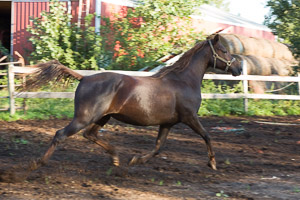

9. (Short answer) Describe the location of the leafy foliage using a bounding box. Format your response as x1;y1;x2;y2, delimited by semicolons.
265;0;300;62
27;0;110;70
102;0;209;70
26;0;228;71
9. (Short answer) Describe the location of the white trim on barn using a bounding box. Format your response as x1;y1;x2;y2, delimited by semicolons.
101;0;135;7
192;4;271;32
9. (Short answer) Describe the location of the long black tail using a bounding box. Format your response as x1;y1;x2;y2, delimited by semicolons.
24;60;84;90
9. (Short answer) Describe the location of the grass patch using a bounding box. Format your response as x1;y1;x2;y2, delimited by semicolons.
0;89;74;121
0;98;74;121
199;99;300;116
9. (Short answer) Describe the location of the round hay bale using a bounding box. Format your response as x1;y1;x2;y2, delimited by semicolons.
234;34;258;56
233;55;295;75
268;58;293;76
221;34;295;61
253;38;274;58
220;34;244;54
269;41;295;60
233;35;275;58
233;55;269;75
247;55;272;75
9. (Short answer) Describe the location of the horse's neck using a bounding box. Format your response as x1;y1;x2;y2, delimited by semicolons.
178;51;209;87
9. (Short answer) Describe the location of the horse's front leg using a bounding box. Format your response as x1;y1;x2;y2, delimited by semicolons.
129;124;171;165
183;115;217;170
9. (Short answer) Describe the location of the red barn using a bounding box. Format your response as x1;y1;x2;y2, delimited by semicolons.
0;0;275;61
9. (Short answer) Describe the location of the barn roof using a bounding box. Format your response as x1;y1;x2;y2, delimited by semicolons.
194;4;271;32
104;1;272;32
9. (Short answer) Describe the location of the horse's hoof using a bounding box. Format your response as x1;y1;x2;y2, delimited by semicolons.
112;156;120;167
129;156;142;166
208;161;217;170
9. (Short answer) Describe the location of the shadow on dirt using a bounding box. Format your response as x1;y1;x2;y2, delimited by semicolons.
0;116;299;199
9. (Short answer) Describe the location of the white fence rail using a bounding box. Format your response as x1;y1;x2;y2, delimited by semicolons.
3;63;300;115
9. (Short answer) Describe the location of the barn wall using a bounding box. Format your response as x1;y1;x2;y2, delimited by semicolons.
71;0;96;26
12;1;49;60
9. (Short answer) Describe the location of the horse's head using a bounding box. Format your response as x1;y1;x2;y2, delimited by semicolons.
208;34;242;76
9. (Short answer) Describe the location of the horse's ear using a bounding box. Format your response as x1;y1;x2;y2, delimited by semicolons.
213;34;220;45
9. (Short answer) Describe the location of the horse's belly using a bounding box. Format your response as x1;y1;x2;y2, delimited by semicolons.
111;102;178;126
110;114;151;126
111;112;177;126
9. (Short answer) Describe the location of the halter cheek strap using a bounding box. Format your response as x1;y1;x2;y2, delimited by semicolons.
208;40;236;72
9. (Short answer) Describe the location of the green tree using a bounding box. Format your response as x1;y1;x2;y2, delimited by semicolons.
27;0;110;70
265;0;300;60
102;0;227;70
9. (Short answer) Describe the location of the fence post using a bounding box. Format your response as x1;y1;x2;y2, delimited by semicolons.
242;59;248;113
8;64;15;115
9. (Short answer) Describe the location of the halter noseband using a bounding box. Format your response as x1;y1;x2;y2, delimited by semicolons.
208;40;236;72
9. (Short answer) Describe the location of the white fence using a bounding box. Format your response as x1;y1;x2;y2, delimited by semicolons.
3;62;300;115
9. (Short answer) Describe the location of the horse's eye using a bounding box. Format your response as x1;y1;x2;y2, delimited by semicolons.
221;49;227;54
217;48;227;54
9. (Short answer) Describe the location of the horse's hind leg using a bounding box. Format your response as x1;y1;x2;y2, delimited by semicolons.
83;116;120;166
129;124;171;165
32;118;89;169
183;115;217;170
0;118;90;183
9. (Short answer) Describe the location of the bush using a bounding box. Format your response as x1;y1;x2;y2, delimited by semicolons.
27;0;111;70
102;0;206;70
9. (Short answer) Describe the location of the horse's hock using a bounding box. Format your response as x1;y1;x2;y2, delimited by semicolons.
219;34;298;93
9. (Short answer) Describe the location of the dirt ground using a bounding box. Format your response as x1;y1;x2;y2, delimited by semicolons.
0;116;299;200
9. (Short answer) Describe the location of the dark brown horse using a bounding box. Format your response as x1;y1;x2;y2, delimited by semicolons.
0;34;242;182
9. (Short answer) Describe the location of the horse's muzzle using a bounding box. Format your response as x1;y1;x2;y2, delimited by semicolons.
232;65;242;76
